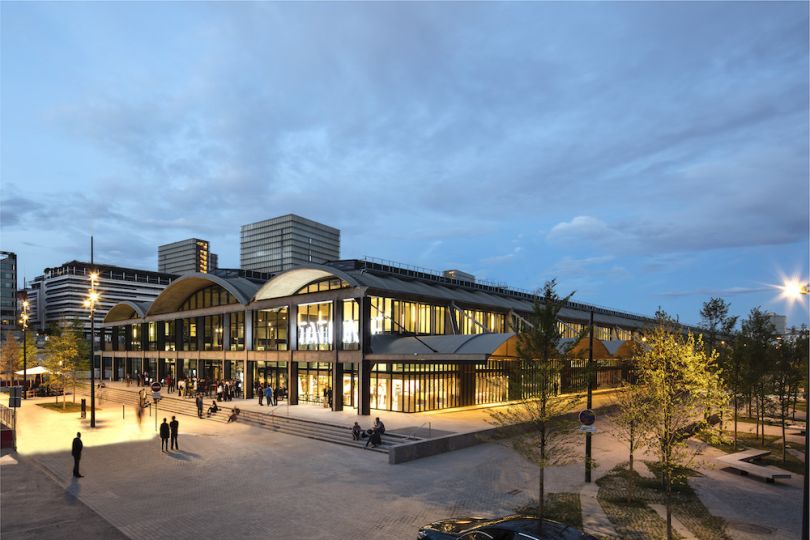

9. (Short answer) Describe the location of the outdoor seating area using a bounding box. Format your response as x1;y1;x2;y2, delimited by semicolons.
716;449;793;483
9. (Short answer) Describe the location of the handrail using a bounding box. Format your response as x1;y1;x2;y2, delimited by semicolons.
406;421;431;440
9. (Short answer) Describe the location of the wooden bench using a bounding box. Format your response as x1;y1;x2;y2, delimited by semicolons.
716;449;792;483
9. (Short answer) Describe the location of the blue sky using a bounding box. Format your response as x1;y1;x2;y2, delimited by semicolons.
1;2;808;327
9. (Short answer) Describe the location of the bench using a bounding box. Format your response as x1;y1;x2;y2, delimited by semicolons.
716;449;792;483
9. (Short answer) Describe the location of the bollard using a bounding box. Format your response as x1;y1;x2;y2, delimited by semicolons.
122;404;125;420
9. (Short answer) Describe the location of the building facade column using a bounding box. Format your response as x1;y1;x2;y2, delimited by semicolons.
358;296;371;416
288;360;298;405
332;299;343;411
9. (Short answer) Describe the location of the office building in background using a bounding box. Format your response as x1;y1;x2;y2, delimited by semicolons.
158;238;216;275
240;214;340;274
0;251;17;334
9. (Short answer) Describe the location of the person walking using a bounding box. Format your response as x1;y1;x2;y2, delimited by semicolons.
265;384;274;407
71;432;84;477
196;394;204;419
169;416;179;450
160;418;170;452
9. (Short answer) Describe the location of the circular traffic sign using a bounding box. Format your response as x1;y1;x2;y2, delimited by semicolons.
151;382;162;392
579;409;595;426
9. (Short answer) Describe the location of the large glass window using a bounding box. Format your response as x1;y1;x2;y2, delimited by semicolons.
203;315;223;351
163;321;176;351
147;322;157;351
342;300;359;350
371;363;461;413
297;302;332;351
295;278;349;295
255;361;288;394
182;318;197;351
179;285;237;311
254;307;288;351
230;311;245;351
370;296;448;336
130;324;142;351
296;362;332;403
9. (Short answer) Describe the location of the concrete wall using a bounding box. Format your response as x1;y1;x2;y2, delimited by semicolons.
388;424;529;465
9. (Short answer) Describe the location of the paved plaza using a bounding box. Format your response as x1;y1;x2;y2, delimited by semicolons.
0;393;804;539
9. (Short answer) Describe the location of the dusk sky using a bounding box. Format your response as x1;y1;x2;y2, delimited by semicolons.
1;2;808;327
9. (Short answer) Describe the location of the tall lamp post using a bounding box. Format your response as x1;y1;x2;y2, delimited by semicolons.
83;271;100;428
18;300;29;399
779;279;808;540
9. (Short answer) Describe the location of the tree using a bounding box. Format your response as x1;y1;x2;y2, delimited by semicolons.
699;298;739;444
1;332;21;384
490;280;582;534
43;332;79;409
739;308;777;446
609;379;651;503
634;321;725;540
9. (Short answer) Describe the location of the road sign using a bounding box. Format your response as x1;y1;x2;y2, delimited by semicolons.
151;382;162;392
579;425;598;433
152;392;162;401
579;409;595;426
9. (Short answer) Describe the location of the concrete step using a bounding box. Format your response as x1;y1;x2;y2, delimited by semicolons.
78;384;393;452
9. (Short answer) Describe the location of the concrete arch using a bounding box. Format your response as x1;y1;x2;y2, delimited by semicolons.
104;301;149;324
253;264;360;301
145;273;252;316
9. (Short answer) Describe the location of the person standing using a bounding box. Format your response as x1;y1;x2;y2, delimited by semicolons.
258;383;264;406
71;432;84;477
196;394;204;419
160;418;170;452
265;384;274;407
169;416;179;450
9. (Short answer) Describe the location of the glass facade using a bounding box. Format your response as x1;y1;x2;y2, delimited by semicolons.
163;321;176;351
296;362;332;403
254;307;288;351
296;278;349;295
342;299;359;350
147;322;157;350
370;363;461;412
131;324;142;351
297;302;332;351
230;311;245;351
255;361;288;394
180;284;237;311
203;315;223;351
182;318;197;351
369;297;447;335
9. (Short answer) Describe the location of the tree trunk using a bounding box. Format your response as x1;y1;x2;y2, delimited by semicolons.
628;421;635;503
538;423;545;535
665;452;673;540
781;406;787;463
733;394;738;450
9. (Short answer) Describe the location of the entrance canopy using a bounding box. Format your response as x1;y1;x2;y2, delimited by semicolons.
15;366;50;375
369;333;516;362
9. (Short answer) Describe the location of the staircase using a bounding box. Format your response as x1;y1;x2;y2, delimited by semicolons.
75;384;418;454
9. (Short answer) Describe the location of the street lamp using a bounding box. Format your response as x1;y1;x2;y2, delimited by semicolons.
18;300;29;399
778;277;808;540
83;272;100;428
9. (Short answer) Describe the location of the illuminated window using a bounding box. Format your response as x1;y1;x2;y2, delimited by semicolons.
297;302;332;351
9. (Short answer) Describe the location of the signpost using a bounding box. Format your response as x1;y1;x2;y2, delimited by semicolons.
579;409;597;434
8;386;21;451
151;382;162;431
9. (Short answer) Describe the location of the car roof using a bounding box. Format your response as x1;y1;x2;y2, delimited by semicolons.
460;516;587;539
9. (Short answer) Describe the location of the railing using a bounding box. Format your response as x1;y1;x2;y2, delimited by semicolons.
406;421;431;441
0;404;14;429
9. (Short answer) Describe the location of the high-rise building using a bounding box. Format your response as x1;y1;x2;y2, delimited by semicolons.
767;312;787;335
210;252;218;272
28;261;175;335
158;238;212;274
240;214;340;274
0;251;17;333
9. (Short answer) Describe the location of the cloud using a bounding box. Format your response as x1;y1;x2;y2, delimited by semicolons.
659;286;772;298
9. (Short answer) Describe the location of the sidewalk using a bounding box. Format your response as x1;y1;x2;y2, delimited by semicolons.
0;451;126;539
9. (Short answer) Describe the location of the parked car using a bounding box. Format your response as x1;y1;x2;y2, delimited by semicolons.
417;516;597;540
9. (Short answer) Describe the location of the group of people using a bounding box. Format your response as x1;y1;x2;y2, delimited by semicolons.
158;416;181;452
178;377;242;401
352;417;386;449
255;382;286;406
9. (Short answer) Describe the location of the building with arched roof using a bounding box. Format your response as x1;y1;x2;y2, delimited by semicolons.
100;258;698;415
